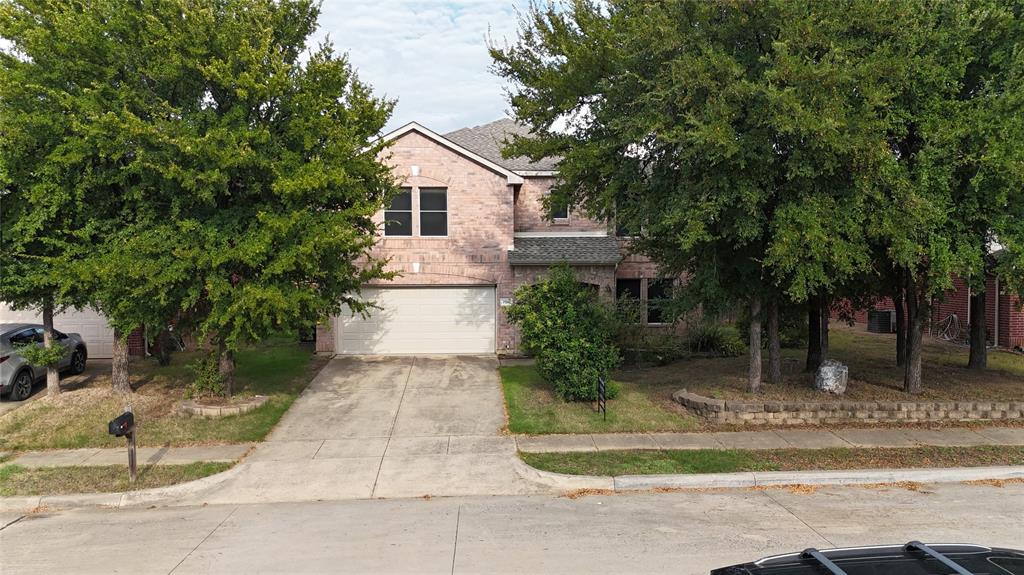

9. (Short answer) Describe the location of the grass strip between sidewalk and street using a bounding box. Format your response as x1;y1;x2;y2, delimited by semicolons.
0;461;233;496
520;445;1024;476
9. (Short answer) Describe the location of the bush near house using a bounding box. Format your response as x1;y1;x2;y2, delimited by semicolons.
506;265;620;401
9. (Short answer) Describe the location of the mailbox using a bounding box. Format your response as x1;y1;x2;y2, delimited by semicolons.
108;411;135;437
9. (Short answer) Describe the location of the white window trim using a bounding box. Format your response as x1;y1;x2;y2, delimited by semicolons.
419;187;449;238
384;187;414;237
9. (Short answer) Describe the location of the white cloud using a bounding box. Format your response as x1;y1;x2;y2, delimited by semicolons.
314;0;529;133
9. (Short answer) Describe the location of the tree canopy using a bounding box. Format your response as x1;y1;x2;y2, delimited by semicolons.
1;0;397;394
492;0;1024;393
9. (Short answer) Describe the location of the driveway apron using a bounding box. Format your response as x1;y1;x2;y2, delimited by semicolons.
203;356;550;503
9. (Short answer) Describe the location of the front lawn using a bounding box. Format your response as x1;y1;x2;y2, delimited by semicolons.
501;364;700;434
521;445;1024;476
0;461;232;496
0;338;326;452
621;325;1024;403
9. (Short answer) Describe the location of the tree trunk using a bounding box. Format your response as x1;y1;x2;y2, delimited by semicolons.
894;280;907;367
904;277;925;394
155;328;173;366
41;300;60;398
806;296;823;372
819;293;830;359
218;340;235;397
748;294;763;393
111;329;132;394
767;297;782;385
968;290;987;370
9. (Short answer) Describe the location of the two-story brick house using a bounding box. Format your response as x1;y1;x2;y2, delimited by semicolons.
316;118;667;356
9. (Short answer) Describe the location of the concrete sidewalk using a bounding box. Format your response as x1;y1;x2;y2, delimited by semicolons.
515;426;1024;452
5;444;252;468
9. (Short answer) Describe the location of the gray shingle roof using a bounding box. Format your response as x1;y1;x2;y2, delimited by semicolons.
508;236;622;266
445;119;560;173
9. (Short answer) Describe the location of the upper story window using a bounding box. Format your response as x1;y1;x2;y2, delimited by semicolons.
419;187;448;236
551;202;569;221
385;188;413;236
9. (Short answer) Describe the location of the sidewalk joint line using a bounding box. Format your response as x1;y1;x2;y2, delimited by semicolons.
372;358;415;498
760;488;836;548
450;503;462;575
0;515;26;532
311;439;327;460
167;505;239;574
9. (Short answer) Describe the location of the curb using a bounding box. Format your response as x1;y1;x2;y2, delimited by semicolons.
0;461;247;514
522;463;1024;493
3;462;1022;514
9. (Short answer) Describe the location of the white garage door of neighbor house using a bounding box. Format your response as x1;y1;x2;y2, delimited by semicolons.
338;287;496;355
0;304;114;359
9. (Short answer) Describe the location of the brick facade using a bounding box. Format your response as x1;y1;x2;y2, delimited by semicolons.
837;273;1024;350
514;176;607;233
320;124;666;355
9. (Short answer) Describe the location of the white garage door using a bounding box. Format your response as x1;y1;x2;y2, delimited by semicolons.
338;287;495;355
0;304;114;359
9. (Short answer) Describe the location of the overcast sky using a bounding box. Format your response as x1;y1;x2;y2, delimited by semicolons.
315;1;530;134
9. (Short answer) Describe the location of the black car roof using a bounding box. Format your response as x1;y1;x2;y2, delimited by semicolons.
714;543;1024;575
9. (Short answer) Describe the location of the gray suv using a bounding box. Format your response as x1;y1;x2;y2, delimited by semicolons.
0;323;88;401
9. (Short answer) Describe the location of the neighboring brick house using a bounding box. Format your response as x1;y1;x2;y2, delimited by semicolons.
317;119;666;355
842;270;1024;350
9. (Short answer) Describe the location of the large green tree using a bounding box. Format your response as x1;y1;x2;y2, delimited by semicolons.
2;0;396;396
491;0;884;391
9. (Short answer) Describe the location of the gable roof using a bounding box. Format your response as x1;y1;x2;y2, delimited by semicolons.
445;119;560;174
380;122;523;184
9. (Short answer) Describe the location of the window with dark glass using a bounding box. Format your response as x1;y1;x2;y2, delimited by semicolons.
551;199;569;220
419;187;447;236
385;188;412;236
646;279;673;324
616;279;641;300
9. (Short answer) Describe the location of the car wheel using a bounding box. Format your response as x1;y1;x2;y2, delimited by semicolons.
70;348;86;375
10;370;33;401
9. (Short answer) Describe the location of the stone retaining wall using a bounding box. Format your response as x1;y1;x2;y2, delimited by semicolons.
178;395;269;418
672;389;1024;426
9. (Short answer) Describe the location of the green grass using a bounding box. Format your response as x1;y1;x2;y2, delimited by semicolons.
0;339;325;452
0;461;232;496
501;364;700;434
521;445;1024;476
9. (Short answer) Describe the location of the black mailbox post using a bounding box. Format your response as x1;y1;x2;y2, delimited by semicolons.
108;411;136;482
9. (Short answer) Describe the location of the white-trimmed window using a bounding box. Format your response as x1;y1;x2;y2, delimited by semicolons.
385;188;413;236
419;187;448;236
551;201;569;222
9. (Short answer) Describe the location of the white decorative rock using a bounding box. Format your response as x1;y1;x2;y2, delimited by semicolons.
814;360;849;395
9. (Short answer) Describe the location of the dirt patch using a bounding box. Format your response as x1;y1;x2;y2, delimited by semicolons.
619;325;1024;404
564;488;617;499
961;477;1024;488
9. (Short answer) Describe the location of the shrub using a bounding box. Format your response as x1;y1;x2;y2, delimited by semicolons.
13;342;68;368
506;264;620;401
184;351;226;399
536;337;622;401
684;322;745;357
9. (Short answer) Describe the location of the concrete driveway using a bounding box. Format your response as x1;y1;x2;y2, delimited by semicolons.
203;356;551;503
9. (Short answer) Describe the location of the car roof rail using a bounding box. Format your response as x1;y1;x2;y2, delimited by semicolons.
800;548;848;575
905;541;975;575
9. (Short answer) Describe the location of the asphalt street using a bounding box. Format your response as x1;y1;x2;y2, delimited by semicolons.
2;482;1021;574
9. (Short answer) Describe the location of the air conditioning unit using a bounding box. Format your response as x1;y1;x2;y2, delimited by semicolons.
867;309;897;333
